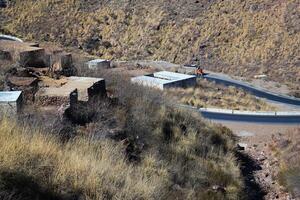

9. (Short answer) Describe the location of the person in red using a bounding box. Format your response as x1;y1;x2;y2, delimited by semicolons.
195;66;204;76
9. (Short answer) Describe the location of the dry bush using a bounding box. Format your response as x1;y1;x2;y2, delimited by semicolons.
166;79;274;111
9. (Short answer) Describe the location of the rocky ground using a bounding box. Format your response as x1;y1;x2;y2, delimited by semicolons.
233;125;299;200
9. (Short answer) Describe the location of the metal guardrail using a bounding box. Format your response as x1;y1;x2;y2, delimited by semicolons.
0;34;23;42
179;105;300;123
199;107;300;117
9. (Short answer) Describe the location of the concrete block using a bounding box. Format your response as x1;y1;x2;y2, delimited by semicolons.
36;77;106;106
0;50;11;60
131;71;196;90
87;59;111;69
0;91;23;116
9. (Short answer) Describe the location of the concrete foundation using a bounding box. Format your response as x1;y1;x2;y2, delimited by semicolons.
131;71;196;90
0;91;23;116
36;77;106;106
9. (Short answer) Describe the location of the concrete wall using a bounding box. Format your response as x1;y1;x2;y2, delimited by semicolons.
87;79;107;100
132;71;196;90
199;107;300;123
164;77;196;89
19;48;47;68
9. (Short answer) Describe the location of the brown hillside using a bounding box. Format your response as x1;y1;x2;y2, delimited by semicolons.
1;0;299;89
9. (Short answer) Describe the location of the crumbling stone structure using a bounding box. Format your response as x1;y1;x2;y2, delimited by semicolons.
35;77;106;106
0;40;47;67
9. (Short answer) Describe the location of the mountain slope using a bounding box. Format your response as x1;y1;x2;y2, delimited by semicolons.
1;0;299;87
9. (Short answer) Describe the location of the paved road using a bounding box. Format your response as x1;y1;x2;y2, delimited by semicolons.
0;34;23;42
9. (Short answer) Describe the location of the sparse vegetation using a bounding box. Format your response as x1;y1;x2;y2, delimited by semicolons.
166;79;274;111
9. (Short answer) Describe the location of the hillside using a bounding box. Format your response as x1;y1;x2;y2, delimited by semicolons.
0;71;244;199
1;0;299;91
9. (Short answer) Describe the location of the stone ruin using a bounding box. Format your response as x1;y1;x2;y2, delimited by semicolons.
0;39;106;116
36;77;106;106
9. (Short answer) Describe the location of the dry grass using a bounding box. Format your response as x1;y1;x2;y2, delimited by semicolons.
166;79;274;111
0;118;167;199
277;128;300;198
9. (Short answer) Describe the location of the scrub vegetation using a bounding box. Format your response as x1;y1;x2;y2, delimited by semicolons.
0;68;244;199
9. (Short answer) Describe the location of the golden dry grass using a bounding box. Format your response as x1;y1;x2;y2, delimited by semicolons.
166;79;274;111
0;118;167;199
